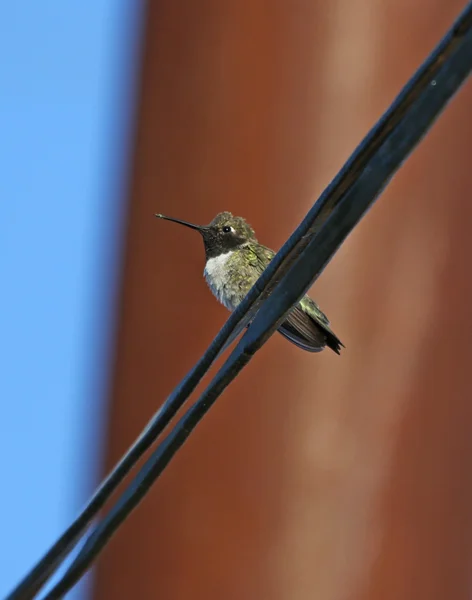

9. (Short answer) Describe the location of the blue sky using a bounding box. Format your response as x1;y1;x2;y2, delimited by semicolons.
0;2;142;597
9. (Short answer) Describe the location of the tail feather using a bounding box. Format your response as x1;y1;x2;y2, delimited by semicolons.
324;328;344;355
278;305;344;355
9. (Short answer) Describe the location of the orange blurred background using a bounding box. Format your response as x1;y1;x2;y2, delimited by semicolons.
93;1;472;599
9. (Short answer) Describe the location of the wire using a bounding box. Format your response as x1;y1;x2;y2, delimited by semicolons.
7;2;472;598
36;4;472;598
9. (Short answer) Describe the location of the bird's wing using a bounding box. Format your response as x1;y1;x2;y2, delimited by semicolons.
277;305;327;352
247;244;342;353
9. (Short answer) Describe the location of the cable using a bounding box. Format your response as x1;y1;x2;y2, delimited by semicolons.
38;4;472;598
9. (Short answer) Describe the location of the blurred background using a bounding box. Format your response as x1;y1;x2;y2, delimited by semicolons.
1;1;472;599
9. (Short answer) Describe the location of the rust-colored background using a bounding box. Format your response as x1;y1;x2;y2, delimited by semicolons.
93;1;472;599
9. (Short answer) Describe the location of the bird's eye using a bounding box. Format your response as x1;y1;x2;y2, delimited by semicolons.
223;226;232;233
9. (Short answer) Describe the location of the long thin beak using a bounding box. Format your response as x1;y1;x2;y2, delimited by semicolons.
155;213;206;232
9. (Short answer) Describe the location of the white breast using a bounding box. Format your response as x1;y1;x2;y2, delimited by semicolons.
204;251;235;310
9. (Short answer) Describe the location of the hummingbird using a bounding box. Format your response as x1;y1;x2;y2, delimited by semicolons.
155;211;343;354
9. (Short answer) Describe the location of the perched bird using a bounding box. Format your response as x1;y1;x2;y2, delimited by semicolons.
155;211;343;354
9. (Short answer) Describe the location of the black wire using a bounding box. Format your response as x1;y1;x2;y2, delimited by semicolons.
12;2;461;591
36;4;472;598
6;304;270;599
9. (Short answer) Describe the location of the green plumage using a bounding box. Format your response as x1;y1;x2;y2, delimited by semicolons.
220;244;342;354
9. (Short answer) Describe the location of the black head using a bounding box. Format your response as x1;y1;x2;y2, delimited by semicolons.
155;211;257;259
